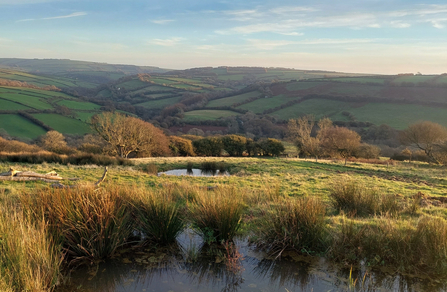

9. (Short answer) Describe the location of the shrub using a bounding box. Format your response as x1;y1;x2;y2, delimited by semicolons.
255;197;329;255
189;187;244;244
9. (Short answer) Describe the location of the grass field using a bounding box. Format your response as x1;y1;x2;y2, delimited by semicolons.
206;91;261;107
74;112;97;123
0;90;53;110
237;94;296;113
135;96;182;108
117;79;149;91
0;99;30;110
2;156;447;291
270;99;350;120
0;114;47;139
32;113;92;134
183;110;239;121
57;100;100;110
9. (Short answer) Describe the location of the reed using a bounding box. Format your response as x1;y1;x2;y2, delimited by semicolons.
132;189;184;244
22;185;134;261
189;187;244;244
255;197;329;256
0;204;61;292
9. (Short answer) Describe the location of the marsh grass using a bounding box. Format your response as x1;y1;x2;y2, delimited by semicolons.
22;186;134;261
189;186;244;244
331;216;447;276
142;163;158;175
132;189;184;244
0;204;61;292
255;197;329;256
330;181;401;216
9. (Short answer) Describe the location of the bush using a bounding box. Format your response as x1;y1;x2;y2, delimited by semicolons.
255;197;329;255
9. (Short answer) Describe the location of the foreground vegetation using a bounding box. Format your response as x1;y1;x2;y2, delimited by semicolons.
1;157;447;291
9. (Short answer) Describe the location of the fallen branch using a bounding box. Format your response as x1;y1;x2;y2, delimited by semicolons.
51;167;108;189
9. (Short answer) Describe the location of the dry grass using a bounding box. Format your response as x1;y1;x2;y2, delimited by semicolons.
0;204;61;292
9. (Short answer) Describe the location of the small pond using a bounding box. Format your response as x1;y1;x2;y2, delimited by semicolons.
158;169;230;177
56;230;445;292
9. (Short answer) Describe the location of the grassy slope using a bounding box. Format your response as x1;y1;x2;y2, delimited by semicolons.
206;91;261;107
31;113;92;134
183;110;239;121
0;114;47;139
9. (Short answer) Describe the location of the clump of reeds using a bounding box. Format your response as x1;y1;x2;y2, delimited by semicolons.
22;185;134;260
142;163;158;175
330;216;447;276
0;204;61;291
189;187;244;244
330;181;401;216
132;189;184;244
255;197;329;256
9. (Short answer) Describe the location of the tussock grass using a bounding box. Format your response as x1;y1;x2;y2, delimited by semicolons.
189;186;244;244
132;188;184;244
255;197;329;256
331;216;447;276
0;204;61;292
330;180;401;216
22;186;134;261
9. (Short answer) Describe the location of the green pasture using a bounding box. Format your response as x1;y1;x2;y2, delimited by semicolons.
0;114;46;139
96;89;112;97
32;113;91;134
183;109;239;121
150;78;177;85
392;75;437;84
285;81;322;91
326;77;387;84
206;91;261;107
74;111;97;123
435;75;447;84
57;100;100;110
132;85;173;94
135;96;182;109
0;90;53;110
117;79;149;91
269;98;349;120
237;94;296;113
0;99;30;110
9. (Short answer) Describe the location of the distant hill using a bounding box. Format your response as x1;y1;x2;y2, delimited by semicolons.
0;58;170;85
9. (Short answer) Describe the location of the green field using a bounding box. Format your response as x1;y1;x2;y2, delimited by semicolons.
0;114;46;139
285;82;322;91
392;75;437;84
74;112;97;123
135;96;182;109
183;110;239;121
237;94;296;113
57;100;100;110
206;91;261;107
0;90;53;110
0;99;30;110
269;98;447;129
117;79;150;91
32;113;92;134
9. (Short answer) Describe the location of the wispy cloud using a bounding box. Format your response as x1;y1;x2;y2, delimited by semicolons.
17;12;87;22
216;4;447;35
151;19;175;25
149;37;183;46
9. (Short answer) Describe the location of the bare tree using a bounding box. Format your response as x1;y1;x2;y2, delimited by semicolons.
91;112;170;158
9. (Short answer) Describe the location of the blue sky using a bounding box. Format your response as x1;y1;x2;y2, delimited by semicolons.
1;0;446;74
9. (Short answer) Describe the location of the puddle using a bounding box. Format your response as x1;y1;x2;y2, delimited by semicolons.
158;169;229;177
56;230;445;292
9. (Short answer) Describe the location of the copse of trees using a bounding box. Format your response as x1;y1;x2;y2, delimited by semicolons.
400;121;447;164
91;112;170;158
169;136;195;156
190;135;285;157
288;116;364;164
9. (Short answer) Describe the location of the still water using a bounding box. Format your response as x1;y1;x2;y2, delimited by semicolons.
158;169;229;177
57;230;446;292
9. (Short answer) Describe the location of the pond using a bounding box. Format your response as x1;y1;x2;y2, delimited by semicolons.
56;230;444;292
158;169;230;177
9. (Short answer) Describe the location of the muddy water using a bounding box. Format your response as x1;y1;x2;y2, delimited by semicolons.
57;230;446;292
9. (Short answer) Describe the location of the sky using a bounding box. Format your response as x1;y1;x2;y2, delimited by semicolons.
1;0;446;74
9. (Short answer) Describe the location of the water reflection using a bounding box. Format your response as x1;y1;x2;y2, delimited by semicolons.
57;231;447;292
158;169;229;177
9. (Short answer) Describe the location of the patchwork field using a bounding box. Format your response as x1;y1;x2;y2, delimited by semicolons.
183;110;239;121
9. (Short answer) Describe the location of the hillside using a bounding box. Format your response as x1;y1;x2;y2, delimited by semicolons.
0;84;107;139
0;58;169;86
181;74;447;130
